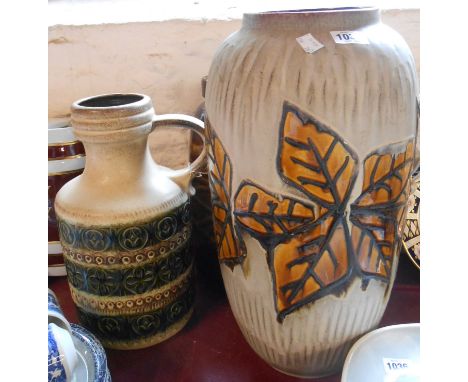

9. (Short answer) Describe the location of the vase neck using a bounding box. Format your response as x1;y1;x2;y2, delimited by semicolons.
242;7;380;31
83;137;153;183
70;93;156;184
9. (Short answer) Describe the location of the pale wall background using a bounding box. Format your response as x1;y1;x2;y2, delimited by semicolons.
49;4;419;167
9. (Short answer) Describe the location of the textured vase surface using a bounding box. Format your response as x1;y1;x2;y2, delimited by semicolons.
55;94;195;350
205;8;418;377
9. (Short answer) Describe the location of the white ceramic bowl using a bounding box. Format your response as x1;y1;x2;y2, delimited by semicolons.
341;323;420;382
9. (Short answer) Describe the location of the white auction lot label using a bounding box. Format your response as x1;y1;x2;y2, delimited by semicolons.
382;358;414;374
296;33;324;54
330;31;369;44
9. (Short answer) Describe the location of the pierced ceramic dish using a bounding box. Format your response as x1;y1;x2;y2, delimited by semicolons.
402;167;420;269
341;323;420;382
70;323;111;382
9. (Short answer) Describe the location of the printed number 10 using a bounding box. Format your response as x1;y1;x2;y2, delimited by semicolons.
337;33;351;41
387;362;408;370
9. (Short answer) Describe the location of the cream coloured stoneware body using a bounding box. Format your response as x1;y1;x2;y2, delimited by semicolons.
55;94;195;350
205;8;417;377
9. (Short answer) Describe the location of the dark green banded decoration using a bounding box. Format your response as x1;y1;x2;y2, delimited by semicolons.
65;245;192;296
58;202;190;252
53;93;206;351
58;201;195;350
77;287;195;349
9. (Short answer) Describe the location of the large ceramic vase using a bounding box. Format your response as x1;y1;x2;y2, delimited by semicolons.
205;8;418;377
55;93;205;350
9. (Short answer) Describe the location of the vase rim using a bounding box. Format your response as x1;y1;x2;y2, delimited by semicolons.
243;7;380;30
73;93;148;110
255;7;377;14
71;93;155;139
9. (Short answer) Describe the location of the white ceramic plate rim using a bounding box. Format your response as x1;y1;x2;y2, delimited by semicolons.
70;337;89;382
70;323;109;382
341;323;420;382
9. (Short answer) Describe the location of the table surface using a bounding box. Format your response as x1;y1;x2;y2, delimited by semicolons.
49;253;419;382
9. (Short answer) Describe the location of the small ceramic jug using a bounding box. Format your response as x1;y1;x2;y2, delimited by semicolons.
55;93;206;350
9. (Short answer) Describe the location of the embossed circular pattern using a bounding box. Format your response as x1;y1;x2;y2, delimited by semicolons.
118;226;149;251
82;229;112;252
58;200;194;349
63;226;191;266
69;270;192;314
156;216;178;241
57;201;189;252
58;220;77;246
77;287;195;342
65;245;192;296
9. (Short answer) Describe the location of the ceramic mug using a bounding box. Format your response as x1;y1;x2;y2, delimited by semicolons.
48;323;78;382
49;118;86;276
48;289;72;333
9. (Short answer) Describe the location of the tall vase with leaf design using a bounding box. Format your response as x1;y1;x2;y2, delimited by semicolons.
55;93;206;350
205;8;418;377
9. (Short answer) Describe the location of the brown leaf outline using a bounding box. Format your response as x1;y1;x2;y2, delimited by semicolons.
234;102;358;321
350;140;415;281
273;217;350;317
206;118;246;268
234;180;316;242
277;102;358;210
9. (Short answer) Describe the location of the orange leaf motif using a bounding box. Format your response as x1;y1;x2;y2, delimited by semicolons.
234;181;351;320
234;102;358;321
274;218;350;318
278;102;358;209
234;180;316;240
206;119;246;268
350;141;415;281
211;99;416;321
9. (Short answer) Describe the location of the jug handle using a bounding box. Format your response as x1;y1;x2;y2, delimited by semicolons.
151;114;207;195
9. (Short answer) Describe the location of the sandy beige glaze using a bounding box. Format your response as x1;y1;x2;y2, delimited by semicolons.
55;94;187;226
205;8;417;377
55;94;204;349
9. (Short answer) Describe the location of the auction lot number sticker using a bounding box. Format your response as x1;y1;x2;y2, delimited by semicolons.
382;358;414;374
330;31;369;44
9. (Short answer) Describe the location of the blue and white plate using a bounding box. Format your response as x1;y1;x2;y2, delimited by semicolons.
70;323;111;382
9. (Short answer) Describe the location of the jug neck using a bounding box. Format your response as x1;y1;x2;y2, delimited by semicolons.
82;136;153;183
242;7;380;31
70;93;156;184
